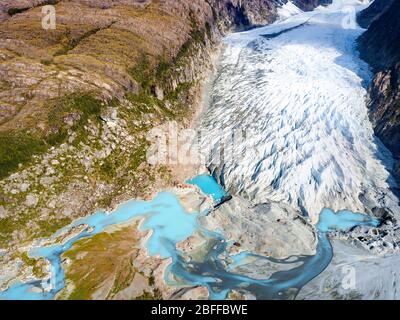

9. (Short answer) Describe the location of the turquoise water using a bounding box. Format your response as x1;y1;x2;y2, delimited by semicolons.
165;205;381;300
0;192;198;300
0;175;381;300
167;226;333;300
187;174;228;203
317;208;380;232
226;251;258;272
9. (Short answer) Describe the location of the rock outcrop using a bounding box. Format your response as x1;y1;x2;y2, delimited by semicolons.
358;0;400;69
200;196;318;259
356;0;393;29
292;0;331;11
358;0;400;182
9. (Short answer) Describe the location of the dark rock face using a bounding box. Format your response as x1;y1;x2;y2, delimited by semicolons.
368;64;400;159
207;0;279;31
0;0;59;22
207;0;332;31
292;0;331;11
357;0;394;29
358;0;400;70
358;0;400;181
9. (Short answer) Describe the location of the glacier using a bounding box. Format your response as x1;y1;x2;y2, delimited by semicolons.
199;0;400;222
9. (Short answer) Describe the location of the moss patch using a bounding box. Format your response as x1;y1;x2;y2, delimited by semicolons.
60;222;160;300
0;132;47;180
0;93;104;179
47;93;103;145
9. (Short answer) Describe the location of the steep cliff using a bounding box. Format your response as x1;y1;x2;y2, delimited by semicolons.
356;0;393;29
358;0;400;69
358;0;400;181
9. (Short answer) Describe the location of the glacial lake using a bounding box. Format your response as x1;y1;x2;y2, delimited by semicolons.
187;174;228;203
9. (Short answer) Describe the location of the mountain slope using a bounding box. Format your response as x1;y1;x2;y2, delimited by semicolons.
356;0;394;29
0;0;330;278
358;0;400;181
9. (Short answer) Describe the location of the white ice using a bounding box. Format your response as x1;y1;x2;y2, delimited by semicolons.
277;1;303;20
199;0;399;222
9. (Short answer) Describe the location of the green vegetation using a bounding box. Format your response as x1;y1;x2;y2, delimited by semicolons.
176;29;206;62
40;59;53;66
129;54;154;92
20;252;35;266
125;91;158;113
48;93;103;146
136;289;163;300
148;274;155;286
99;158;118;182
7;8;29;16
0;2;207;266
97;138;148;183
155;58;171;79
128;12;206;107
20;252;46;278
109;267;136;298
0;132;47;180
181;11;207;57
155;27;206;82
164;82;193;102
0;93;103;180
59;223;161;300
37;217;73;238
55;26;108;56
0;208;74;248
48;93;102;132
0;217;16;244
129;141;149;171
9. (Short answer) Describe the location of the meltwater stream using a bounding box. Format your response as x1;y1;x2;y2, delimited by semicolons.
0;0;392;300
0;192;199;300
0;174;379;300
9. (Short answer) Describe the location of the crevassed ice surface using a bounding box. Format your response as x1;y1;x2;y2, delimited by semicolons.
200;0;400;221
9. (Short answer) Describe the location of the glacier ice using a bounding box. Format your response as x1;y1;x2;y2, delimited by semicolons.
199;0;400;222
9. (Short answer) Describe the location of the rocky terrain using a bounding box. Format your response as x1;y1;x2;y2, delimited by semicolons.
292;0;331;11
0;0;330;299
200;196;318;259
356;0;393;29
0;0;274;254
358;0;400;182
